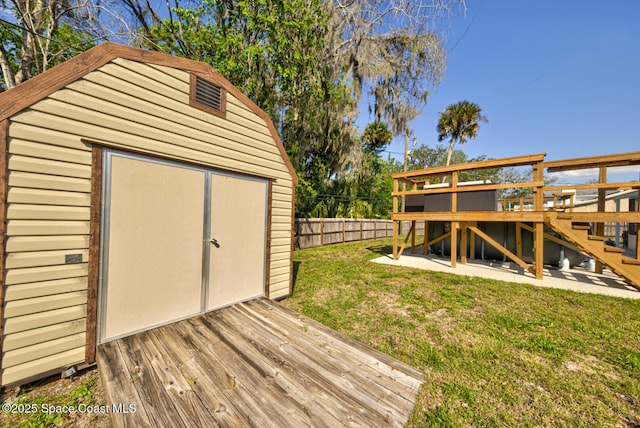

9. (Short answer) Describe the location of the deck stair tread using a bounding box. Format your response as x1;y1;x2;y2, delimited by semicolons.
622;257;640;266
572;224;591;231
588;235;606;241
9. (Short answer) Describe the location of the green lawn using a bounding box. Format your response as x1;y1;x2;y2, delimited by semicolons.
281;239;640;427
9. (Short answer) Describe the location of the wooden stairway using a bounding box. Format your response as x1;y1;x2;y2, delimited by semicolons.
546;212;640;291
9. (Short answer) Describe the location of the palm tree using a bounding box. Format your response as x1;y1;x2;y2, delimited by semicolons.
437;100;488;169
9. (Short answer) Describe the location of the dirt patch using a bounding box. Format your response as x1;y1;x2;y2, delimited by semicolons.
0;366;110;427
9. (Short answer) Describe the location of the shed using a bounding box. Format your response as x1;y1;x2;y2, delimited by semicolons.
0;42;297;387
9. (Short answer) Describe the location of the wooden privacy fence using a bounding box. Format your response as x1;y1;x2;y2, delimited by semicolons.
294;218;413;249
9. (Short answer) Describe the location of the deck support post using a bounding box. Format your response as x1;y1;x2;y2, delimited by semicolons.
410;221;417;253
423;221;429;254
534;222;544;279
516;222;523;260
450;222;458;268
469;228;476;260
392;220;399;260
595;167;607;273
533;162;545;279
461;222;468;264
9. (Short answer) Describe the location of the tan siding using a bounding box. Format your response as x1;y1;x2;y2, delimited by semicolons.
2;347;85;386
4;305;87;335
269;281;290;299
101;60;188;103
3;332;85;368
4;291;88;318
5;250;89;269
10;139;91;164
2;319;86;352
7;187;90;206
27;98;286;173
111;58;190;95
270;252;291;262
8;171;91;192
7;204;90;220
272;200;292;210
271;230;292;240
63;76;278;154
13;109;291;181
8;155;91;178
270;266;290;278
8;122;90;151
272;222;293;232
6;235;89;253
270;259;290;270
6;220;90;236
5;263;88;286
5;277;87;301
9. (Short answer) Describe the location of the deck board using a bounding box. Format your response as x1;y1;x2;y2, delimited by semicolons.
97;298;424;428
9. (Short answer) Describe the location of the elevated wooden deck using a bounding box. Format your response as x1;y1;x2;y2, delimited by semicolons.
392;151;640;290
97;298;424;427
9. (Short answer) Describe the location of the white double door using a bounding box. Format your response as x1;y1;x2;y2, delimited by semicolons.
99;152;267;343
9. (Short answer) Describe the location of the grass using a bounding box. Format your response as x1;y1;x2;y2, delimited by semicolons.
0;373;105;427
281;239;640;427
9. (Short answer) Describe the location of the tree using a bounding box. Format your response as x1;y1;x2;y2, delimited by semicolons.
0;0;124;91
436;100;488;171
408;143;495;183
116;0;465;216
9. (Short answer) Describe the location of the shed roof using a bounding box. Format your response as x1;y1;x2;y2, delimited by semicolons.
0;42;297;185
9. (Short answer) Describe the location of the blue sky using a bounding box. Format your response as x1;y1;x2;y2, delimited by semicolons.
370;0;640;183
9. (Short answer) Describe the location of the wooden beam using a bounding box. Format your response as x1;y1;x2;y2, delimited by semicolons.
397;222;416;258
468;226;532;273
392;211;545;222
519;222;584;255
394;181;544;197
423;221;429;254
469;227;476;260
392;221;399;260
535;222;544;279
544;151;640;172
545;181;640;192
451;222;458;268
0;119;8;386
86;145;102;365
516;222;523;259
410;221;417;253
460;222;468;264
595;167;607;274
426;231;452;248
392;153;546;181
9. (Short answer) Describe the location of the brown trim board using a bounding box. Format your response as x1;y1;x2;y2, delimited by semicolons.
85;145;102;364
0;119;9;386
264;179;273;298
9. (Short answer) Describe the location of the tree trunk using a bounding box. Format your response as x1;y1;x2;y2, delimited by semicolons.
0;43;16;90
442;136;456;183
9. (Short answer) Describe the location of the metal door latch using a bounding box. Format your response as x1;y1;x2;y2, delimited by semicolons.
210;238;220;248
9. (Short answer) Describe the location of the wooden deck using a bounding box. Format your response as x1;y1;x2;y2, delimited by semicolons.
97;298;424;427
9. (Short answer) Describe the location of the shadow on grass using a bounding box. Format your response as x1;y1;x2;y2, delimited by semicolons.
366;243;394;257
289;260;302;294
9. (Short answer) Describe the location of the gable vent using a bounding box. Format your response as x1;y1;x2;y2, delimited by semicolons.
194;76;223;111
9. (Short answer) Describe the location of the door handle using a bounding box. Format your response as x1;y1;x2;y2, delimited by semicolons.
210;238;220;248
